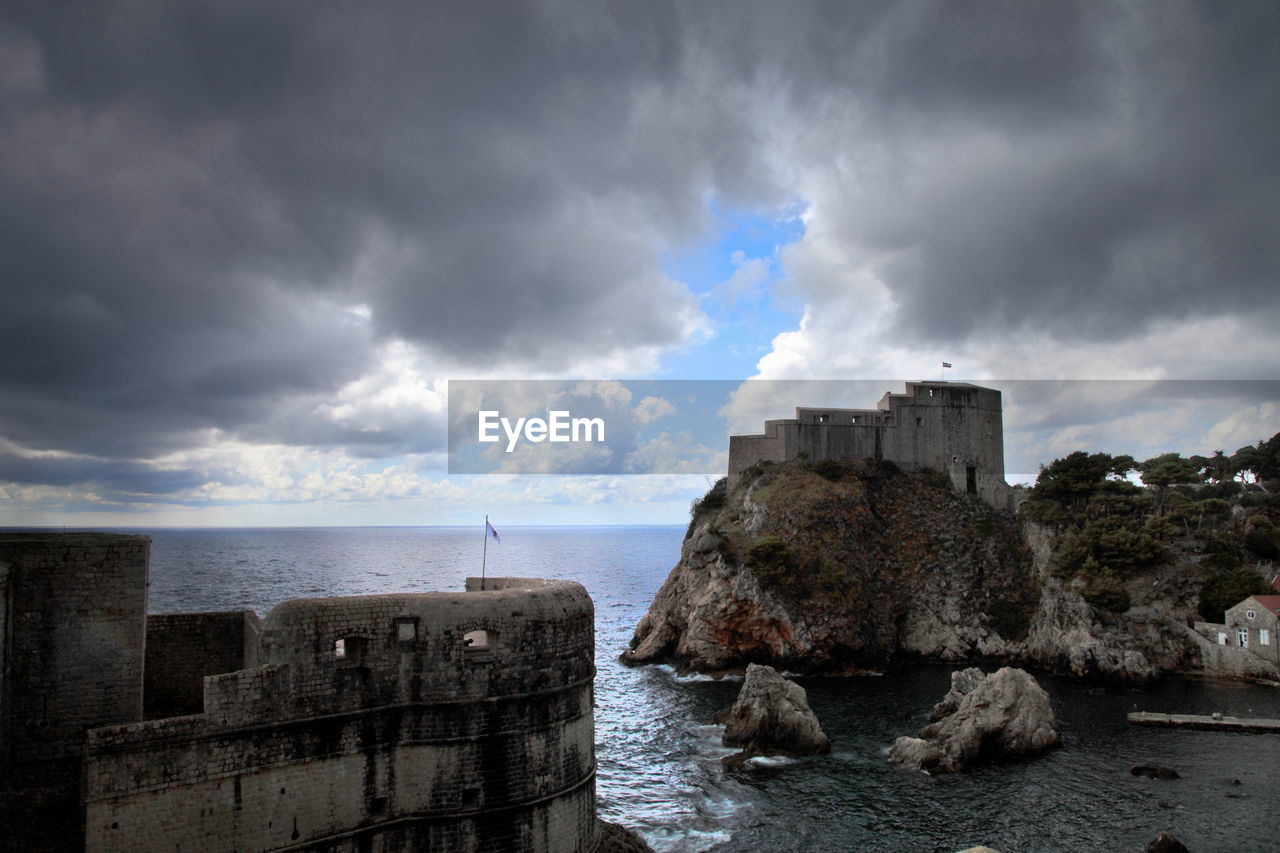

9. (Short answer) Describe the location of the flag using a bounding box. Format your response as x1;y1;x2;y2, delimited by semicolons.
942;362;952;368
486;519;501;544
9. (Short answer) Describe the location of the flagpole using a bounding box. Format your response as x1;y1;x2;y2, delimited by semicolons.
482;514;488;586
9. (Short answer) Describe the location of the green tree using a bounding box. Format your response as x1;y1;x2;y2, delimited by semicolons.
1209;449;1233;484
1199;568;1270;622
1033;451;1137;514
1232;444;1261;484
1254;432;1280;484
1139;453;1205;514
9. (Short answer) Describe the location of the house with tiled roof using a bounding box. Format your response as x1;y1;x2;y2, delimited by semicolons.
1219;595;1280;665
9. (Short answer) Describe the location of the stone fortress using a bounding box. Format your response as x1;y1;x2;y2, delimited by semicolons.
728;381;1016;511
0;533;608;852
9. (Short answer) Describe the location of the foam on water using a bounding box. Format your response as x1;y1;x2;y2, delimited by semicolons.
743;755;800;769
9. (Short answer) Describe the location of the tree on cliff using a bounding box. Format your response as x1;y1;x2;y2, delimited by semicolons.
1233;432;1280;486
1030;451;1137;516
1138;453;1205;514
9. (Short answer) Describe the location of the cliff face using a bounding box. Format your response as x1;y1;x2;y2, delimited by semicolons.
622;459;1197;683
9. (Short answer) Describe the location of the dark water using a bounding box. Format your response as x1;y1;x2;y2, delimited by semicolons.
134;526;1280;852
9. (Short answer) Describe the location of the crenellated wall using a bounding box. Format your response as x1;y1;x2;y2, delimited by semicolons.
144;610;261;719
83;577;599;853
728;381;1014;510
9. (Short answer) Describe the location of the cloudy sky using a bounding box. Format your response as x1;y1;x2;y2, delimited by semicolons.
2;1;1277;527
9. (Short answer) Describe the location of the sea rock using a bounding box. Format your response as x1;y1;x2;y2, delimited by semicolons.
595;819;656;852
1145;831;1189;853
716;663;830;757
1131;764;1180;780
622;462;1196;683
889;667;1060;773
931;667;986;720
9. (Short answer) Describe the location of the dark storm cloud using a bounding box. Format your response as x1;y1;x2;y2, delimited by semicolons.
0;1;771;474
1;1;1275;497
0;452;207;497
820;1;1280;345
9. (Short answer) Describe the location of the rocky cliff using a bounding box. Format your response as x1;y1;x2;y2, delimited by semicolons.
622;458;1206;683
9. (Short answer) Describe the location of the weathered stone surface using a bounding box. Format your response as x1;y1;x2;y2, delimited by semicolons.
890;667;1060;773
716;663;830;757
622;462;1195;684
1145;831;1189;853
930;667;985;721
595;819;656;852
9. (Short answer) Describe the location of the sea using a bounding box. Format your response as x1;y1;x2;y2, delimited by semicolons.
125;525;1280;852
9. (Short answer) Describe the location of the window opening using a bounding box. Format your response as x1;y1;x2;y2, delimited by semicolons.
334;636;364;667
395;618;418;642
1238;628;1249;647
463;629;493;652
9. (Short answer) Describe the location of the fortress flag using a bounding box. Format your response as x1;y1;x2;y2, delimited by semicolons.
942;362;952;368
486;519;501;543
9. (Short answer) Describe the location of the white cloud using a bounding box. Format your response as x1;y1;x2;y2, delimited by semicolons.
633;395;676;424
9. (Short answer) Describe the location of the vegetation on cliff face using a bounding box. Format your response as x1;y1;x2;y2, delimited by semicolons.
1021;438;1280;624
624;431;1280;683
625;457;1037;674
742;458;1036;641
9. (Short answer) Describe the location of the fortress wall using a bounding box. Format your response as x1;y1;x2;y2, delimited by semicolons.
219;577;596;724
0;534;149;785
727;383;1009;510
878;384;1004;479
144;610;261;719
0;560;9;778
727;422;794;483
84;579;599;853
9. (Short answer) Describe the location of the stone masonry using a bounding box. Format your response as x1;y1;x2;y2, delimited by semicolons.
0;533;151;851
144;610;261;719
727;381;1015;511
85;577;599;853
0;533;607;852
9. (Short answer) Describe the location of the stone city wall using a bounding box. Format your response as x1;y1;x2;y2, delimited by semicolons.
144;610;261;719
0;534;149;784
84;577;599;853
727;382;1012;510
0;533;149;852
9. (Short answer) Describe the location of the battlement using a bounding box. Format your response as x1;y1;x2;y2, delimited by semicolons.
0;532;604;852
728;381;1014;511
84;578;599;852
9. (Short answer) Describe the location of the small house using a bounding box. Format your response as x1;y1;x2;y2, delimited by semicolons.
1222;594;1280;665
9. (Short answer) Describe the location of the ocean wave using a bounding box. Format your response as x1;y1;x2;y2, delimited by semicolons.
744;754;800;768
652;663;743;683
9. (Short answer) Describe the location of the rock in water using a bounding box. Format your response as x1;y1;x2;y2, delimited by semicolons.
930;666;986;721
717;663;830;757
1145;832;1189;853
890;667;1060;773
595;820;656;852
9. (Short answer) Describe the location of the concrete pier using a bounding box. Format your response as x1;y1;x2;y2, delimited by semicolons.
1127;711;1280;732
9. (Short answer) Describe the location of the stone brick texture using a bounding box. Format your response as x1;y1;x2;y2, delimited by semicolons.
84;577;600;852
145;610;261;719
0;533;150;851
